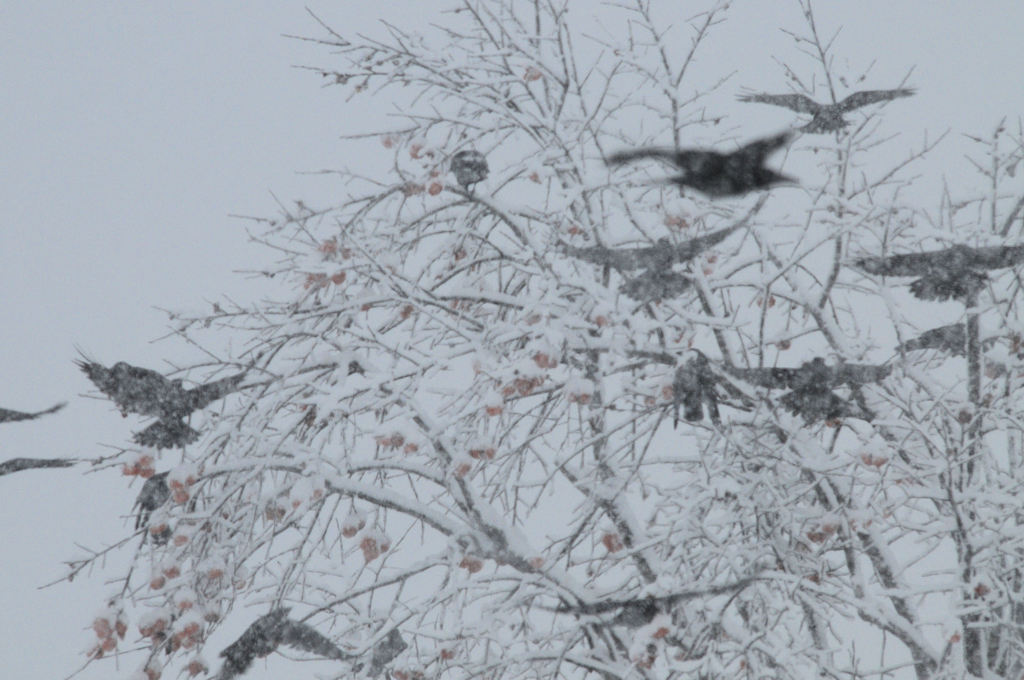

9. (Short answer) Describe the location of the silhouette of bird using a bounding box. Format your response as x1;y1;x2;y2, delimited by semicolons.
0;401;65;424
565;224;744;302
134;471;170;530
216;608;351;680
450;150;489;190
607;132;795;197
76;358;246;448
554;576;758;628
672;352;720;424
738;88;915;133
727;358;889;422
565;223;742;272
854;244;1024;301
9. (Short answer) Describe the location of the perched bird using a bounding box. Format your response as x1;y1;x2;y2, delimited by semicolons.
854;244;1024;301
216;608;351;680
672;352;720;424
450;149;489;190
738;88;915;133
727;357;890;422
606;132;795;197
76;358;246;448
554;576;758;628
0;401;66;424
134;471;170;530
565;223;744;302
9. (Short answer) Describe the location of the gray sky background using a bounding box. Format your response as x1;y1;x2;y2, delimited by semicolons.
2;2;1023;678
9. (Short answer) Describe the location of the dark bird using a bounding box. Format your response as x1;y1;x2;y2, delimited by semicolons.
450;149;489;190
727;357;890;422
0;401;66;424
854;244;1024;301
672;352;720;424
554;576;758;628
565;223;742;272
134;471;170;530
216;608;351;680
738;88;915;133
565;224;744;302
606;132;795;197
76;358;246;448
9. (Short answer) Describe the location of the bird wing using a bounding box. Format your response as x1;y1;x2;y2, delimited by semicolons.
838;88;915;112
75;359;117;394
831;362;892;386
673;223;743;261
734;131;794;164
186;372;246;412
0;401;66;424
738;92;821;114
854;250;947;277
278;619;351;660
726;365;803;389
964;244;1024;270
564;243;658;271
606;147;681;166
900;323;966;354
562;576;759;615
0;457;76;477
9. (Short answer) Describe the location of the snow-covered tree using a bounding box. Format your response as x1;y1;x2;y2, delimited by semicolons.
59;2;1024;679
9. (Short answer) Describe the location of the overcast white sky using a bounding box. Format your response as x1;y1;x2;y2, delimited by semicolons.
2;2;1023;678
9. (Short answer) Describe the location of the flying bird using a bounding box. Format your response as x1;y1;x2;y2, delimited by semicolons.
450;149;489;190
565;223;743;272
0;401;66;424
553;576;758;628
606;132;795;197
76;358;246;448
854;244;1024;301
565;224;744;302
738;88;915;133
216;608;351;680
726;357;889;422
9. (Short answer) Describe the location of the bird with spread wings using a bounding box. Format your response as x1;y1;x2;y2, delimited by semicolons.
854;243;1024;301
738;88;915;133
606;131;796;197
76;357;246;448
